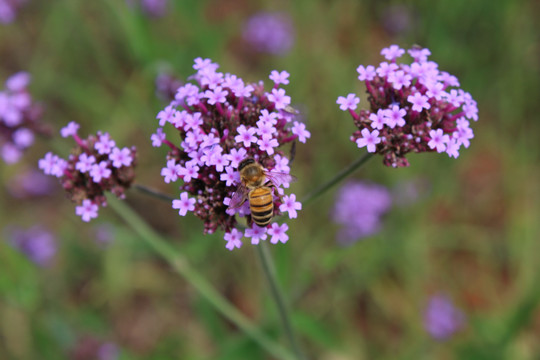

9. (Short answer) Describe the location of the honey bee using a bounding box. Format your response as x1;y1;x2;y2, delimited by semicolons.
228;158;296;227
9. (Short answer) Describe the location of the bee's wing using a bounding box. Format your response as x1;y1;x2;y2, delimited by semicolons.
228;184;249;209
265;170;297;188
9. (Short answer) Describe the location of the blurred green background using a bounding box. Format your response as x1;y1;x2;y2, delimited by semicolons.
1;0;540;359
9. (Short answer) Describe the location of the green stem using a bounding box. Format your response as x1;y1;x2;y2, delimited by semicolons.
256;242;306;360
107;196;296;360
301;152;373;205
133;183;175;202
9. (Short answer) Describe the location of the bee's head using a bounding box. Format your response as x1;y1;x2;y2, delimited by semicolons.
238;157;255;172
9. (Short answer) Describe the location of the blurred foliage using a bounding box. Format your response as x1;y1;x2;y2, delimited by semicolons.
1;0;540;359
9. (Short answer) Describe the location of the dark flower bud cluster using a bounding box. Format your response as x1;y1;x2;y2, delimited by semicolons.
39;121;137;222
337;45;478;167
0;72;48;163
153;58;309;249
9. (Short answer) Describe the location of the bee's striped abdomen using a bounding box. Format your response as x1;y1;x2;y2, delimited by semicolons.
249;187;273;227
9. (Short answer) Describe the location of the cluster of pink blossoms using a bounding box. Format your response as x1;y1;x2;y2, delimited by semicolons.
337;45;477;167
38;122;137;222
0;72;48;164
153;58;310;250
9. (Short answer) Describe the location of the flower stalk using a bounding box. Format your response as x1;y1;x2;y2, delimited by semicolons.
256;242;306;360
107;195;297;360
301;152;374;206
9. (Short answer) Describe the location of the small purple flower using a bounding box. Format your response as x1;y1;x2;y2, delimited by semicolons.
279;194;302;219
424;294;465;341
245;224;268;245
367;110;385;130
408;92;431;112
109;147;133;168
268;223;289;244
291;121;311;143
356;128;381;153
94;133;116;155
151;128;166;147
267;88;291;110
383;104;406;128
337;94;360;111
7;226;57;267
445;139;460;159
242;11;294;56
161;159;181;183
76;153;96;173
269;70;290;86
235;125;258;147
224;228;243;250
172;192;196;216
226;148;247;168
332;181;392;245
427;129;449;153
257;136;279;155
204;86;228;105
60;121;80;138
381;45;405;61
76;199;99;222
38;152;67;177
357;65;376;81
90;161;112;182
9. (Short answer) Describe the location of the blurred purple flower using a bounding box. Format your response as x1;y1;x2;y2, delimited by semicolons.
126;0;168;18
155;72;183;102
0;0;27;24
7;226;57;267
6;167;57;198
1;71;48;164
332;181;392;245
424;294;465;340
94;223;115;247
97;342;119;360
380;5;415;36
242;11;294;56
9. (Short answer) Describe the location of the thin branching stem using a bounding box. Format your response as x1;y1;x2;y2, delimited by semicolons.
133;183;175;202
301;152;374;205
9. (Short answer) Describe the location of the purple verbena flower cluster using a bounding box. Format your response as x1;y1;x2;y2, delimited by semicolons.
242;12;294;56
337;45;478;167
332;181;392;245
0;0;27;24
154;58;310;250
0;72;47;163
38;122;137;222
6;225;57;267
424;294;465;340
